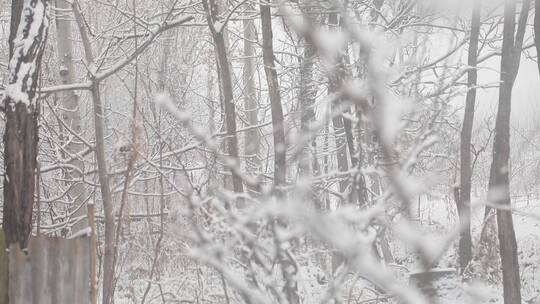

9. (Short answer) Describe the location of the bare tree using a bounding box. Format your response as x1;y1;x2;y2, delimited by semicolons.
487;0;531;303
327;10;352;272
203;0;244;195
261;3;287;187
328;12;351;205
2;1;540;303
297;5;319;181
457;0;481;273
54;0;87;232
71;3;116;303
242;2;261;174
3;0;50;249
260;3;298;303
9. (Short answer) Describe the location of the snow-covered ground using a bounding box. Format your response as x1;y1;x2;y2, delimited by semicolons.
407;197;540;303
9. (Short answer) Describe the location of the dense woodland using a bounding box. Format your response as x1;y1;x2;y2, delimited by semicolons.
1;0;540;303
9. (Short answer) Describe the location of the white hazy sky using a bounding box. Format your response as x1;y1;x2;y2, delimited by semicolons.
475;55;540;129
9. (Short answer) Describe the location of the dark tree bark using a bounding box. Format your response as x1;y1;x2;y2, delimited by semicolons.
203;0;244;194
298;42;318;179
457;0;481;273
328;12;351;203
329;11;347;270
260;4;297;303
297;1;324;195
3;0;49;250
328;11;360;272
8;0;24;59
487;0;530;303
297;0;318;180
261;4;286;187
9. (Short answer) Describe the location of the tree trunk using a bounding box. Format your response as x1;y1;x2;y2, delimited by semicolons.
3;0;49;250
298;42;317;178
328;11;351;272
203;0;244;195
91;81;117;304
261;4;287;187
487;1;530;303
8;0;23;59
457;0;480;273
297;1;318;180
54;0;87;233
242;3;260;174
328;12;350;203
260;5;297;303
72;2;116;303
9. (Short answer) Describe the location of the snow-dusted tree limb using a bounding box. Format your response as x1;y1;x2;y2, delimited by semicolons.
6;10;194;96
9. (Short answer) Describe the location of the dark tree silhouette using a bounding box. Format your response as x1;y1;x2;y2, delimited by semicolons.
202;0;244;195
457;0;481;273
260;3;286;187
3;0;50;250
487;0;531;303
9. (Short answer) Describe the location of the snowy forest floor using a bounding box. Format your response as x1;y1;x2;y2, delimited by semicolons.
110;197;540;303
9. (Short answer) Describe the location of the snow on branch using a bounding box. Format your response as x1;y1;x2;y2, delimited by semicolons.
5;0;50;107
